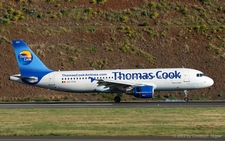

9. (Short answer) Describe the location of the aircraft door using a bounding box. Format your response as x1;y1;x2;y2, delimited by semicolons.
183;71;190;82
49;73;55;86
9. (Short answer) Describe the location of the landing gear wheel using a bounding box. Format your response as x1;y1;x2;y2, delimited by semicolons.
184;90;189;102
114;96;121;103
184;97;189;102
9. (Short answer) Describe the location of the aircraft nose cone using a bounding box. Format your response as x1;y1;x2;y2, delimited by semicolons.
208;78;214;87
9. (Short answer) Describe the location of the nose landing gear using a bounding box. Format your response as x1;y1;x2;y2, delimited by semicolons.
184;90;189;102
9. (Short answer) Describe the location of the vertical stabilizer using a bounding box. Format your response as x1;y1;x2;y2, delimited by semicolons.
12;40;53;77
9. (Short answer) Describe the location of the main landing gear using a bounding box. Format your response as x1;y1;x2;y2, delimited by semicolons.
114;96;121;103
114;92;122;103
184;90;189;102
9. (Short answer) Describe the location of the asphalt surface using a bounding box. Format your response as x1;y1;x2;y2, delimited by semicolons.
0;102;224;108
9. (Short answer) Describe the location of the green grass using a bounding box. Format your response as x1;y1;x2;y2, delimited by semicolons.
0;108;224;136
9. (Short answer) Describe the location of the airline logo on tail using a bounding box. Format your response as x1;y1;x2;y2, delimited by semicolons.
18;50;33;65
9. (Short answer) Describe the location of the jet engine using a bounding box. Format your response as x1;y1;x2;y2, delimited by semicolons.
127;86;154;98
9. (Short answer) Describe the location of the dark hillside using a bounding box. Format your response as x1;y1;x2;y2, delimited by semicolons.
0;0;225;101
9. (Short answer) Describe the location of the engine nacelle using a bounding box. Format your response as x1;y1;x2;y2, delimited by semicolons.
133;86;154;98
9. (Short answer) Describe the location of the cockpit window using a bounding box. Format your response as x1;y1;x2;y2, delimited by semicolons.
196;73;206;77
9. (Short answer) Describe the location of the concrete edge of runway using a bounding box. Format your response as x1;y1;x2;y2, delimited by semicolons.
0;102;224;108
0;101;225;104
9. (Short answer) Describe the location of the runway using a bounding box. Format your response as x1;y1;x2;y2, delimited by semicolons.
0;102;224;108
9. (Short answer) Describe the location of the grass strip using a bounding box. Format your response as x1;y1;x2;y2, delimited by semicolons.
0;108;224;136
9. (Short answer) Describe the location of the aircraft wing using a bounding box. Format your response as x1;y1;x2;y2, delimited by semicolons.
90;77;157;92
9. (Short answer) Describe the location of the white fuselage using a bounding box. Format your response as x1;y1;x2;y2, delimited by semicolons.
10;68;214;93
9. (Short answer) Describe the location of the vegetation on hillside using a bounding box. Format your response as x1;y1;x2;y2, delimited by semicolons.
0;0;225;101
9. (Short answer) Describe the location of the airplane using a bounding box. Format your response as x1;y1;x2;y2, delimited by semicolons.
9;40;214;102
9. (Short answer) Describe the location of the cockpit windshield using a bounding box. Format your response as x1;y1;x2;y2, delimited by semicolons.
196;73;206;77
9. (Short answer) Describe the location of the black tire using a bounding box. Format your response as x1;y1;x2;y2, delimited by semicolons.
184;97;189;102
114;96;121;103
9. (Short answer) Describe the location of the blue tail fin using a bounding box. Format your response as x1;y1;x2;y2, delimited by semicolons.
12;40;53;77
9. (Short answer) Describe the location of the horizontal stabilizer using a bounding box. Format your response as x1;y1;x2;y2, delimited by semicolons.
10;74;38;84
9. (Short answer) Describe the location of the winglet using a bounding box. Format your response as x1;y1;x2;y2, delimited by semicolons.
89;77;96;83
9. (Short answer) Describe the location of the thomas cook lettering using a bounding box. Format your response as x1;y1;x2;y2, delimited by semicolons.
113;71;181;80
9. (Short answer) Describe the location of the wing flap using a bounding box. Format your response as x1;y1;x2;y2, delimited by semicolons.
90;77;157;92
